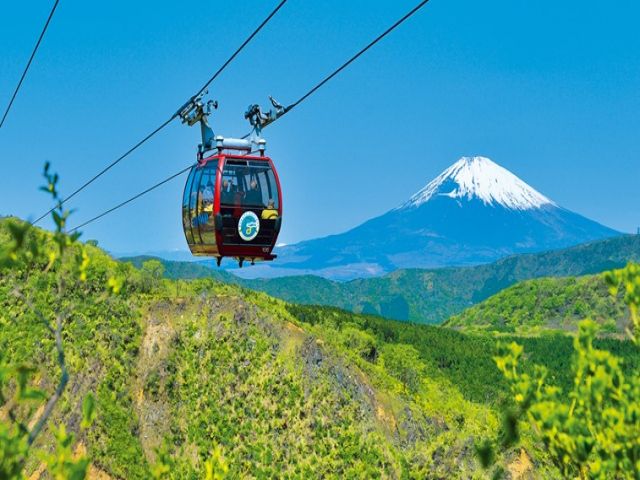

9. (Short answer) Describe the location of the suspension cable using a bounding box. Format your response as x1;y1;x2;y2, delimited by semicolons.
193;0;288;98
68;164;193;233
33;117;174;225
251;0;431;135
0;0;60;129
65;0;431;234
34;0;288;225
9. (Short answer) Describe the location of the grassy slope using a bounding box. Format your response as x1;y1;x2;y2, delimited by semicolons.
4;219;639;477
0;221;503;477
129;235;640;324
0;222;149;477
445;272;630;335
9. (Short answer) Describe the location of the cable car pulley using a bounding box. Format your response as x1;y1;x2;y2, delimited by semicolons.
178;94;285;267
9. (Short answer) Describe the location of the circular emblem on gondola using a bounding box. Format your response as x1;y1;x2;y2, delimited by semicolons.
238;211;260;241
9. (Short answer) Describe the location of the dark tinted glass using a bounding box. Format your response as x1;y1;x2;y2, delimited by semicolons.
198;165;216;245
220;159;279;209
182;167;196;244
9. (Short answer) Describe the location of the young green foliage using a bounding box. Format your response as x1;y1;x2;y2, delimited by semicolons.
0;163;91;479
480;263;640;479
380;343;425;393
606;263;640;343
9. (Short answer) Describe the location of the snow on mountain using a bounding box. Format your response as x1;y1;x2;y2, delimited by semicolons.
223;155;620;280
400;156;555;211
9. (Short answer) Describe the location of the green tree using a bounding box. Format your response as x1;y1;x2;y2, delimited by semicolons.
0;164;94;479
381;343;424;393
478;263;640;479
606;263;640;343
340;325;378;361
140;259;165;292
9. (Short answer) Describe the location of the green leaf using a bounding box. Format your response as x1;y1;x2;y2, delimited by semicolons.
81;392;96;429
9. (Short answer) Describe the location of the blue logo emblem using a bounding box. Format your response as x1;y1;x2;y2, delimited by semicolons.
238;211;260;241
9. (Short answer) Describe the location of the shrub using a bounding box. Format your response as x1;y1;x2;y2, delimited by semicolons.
478;263;640;479
381;343;424;393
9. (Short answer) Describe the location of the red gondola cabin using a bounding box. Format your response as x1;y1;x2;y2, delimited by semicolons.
182;153;282;266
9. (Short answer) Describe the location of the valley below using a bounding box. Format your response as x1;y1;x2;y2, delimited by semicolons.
125;233;640;325
3;0;638;476
2;218;640;478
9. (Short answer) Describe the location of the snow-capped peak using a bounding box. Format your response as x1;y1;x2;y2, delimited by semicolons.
400;156;555;210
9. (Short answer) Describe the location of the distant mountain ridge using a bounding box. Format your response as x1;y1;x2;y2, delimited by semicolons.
240;156;619;280
124;234;640;324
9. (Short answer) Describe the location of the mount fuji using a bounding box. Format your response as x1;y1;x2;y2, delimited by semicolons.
236;156;620;280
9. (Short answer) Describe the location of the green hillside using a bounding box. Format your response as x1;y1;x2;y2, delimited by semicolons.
0;219;538;477
284;304;639;406
445;272;630;335
4;218;640;478
121;255;237;282
133;235;640;324
247;235;640;324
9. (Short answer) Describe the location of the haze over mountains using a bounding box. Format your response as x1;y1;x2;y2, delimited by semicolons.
234;156;619;280
124;233;640;324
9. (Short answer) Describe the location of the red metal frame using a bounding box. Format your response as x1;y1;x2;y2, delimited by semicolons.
190;152;282;262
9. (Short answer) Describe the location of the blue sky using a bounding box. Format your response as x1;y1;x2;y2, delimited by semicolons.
1;0;639;254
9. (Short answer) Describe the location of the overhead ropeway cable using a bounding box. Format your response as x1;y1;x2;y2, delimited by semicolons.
284;0;431;116
190;0;288;100
243;0;432;138
66;0;432;232
1;0;61;129
68;164;193;234
33;0;288;225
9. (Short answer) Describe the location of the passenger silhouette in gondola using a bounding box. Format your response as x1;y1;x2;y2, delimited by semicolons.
221;179;234;205
202;183;214;213
192;189;209;227
261;199;278;220
244;178;262;206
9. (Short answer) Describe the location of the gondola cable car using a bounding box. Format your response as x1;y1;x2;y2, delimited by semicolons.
178;92;285;267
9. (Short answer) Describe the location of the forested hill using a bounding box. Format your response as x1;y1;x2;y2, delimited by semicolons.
124;234;640;324
3;218;640;477
122;254;236;282
445;271;630;335
0;218;555;477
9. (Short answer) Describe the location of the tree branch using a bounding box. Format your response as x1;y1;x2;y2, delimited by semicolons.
27;313;68;446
